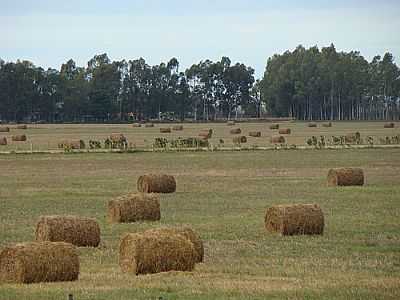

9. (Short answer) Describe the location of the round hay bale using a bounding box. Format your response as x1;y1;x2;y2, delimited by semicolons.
327;168;364;186
199;129;213;139
12;135;27;142
230;128;241;134
270;135;285;144
35;215;101;247
227;120;235;126
265;204;324;236
110;133;126;143
137;174;176;193
269;124;279;130
249;131;261;137
278;128;291;135
384;122;395;128
308;122;317;128
119;231;196;275
145;227;204;263
58;140;84;149
160;127;171;133
233;136;247;144
322;122;332;128
145;123;154;128
0;127;10;133
0;137;7;146
132;123;141;128
0;242;79;284
173;125;183;131
108;193;160;223
16;125;28;130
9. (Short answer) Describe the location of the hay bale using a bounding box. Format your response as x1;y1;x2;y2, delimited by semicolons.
249;131;261;137
227;120;235;126
269;124;279;130
265;204;324;236
108;193;160;223
199;129;213;139
173;125;183;131
12;135;27;142
132;123;141;128
384;122;395;128
35;215;100;247
145;227;204;263
322;122;332;128
58;140;84;149
278;128;291;134
145;123;154;128
119;231;196;275
110;133;126;143
327;168;364;186
271;136;285;144
0;127;10;132
230;128;241;134
16;125;27;130
308;122;317;128
0;137;7;146
137;174;176;193
233;136;247;144
0;242;79;283
160;127;171;133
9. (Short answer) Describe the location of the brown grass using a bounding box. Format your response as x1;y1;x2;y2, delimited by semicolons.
137;174;176;193
327;168;364;186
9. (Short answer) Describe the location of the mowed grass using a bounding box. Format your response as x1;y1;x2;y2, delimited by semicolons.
0;121;399;151
0;149;400;299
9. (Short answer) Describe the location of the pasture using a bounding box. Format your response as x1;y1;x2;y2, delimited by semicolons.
0;144;399;299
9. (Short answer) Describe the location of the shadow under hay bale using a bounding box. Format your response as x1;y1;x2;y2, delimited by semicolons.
278;128;291;134
16;125;27;130
230;128;241;134
327;168;364;186
269;124;279;130
0;137;7;146
270;135;286;144
173;125;183;131
12;135;27;142
108;193;160;223
249;131;261;137
199;129;213;139
145;227;204;263
137;174;176;193
0;242;79;284
0;127;10;133
233;136;247;144
227;120;235;126
35;215;101;247
384;122;395;128
145;123;154;128
160;127;171;133
308;122;317;128
119;231;196;275
322;122;332;128
265;204;324;236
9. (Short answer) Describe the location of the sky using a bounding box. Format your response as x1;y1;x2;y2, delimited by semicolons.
1;0;400;78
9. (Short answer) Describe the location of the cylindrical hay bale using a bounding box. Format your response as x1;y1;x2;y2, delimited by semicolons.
58;140;83;149
0;127;10;132
0;242;79;284
160;127;171;133
173;125;183;131
269;124;279;130
230;128;241;134
278;128;291;134
308;122;317;128
119;232;196;275
233;136;247;144
265;204;324;236
384;122;395;128
322;122;332;128
132;123;141;128
145;227;204;263
108;193;160;223
249;131;261;137
227;120;235;126
12;135;27;142
145;123;154;128
35;215;101;247
327;168;364;186
110;133;126;143
137;174;176;193
270;135;286;144
199;129;212;139
16;125;28;130
0;137;7;146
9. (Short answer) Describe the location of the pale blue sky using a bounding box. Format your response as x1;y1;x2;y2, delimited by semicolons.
1;0;399;77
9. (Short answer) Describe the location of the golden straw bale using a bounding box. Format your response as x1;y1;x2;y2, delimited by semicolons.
269;124;279;130
233;136;247;143
227;120;235;126
327;168;364;186
11;134;27;142
322;122;332;128
0;127;10;132
199;129;213;139
160;127;171;133
270;135;286;144
16;125;28;129
137;174;176;193
230;128;241;134
278;128;291;134
145;123;154;128
308;122;317;127
384;122;395;128
132;123;141;128
0;137;7;146
249;131;261;137
110;133;126;143
172;125;183;131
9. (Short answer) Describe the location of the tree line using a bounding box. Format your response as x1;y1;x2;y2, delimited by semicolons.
0;44;399;123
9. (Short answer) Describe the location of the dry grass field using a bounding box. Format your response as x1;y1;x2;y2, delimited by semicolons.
0;122;400;299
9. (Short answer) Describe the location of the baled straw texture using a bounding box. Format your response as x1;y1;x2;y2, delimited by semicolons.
265;204;324;236
35;215;100;247
119;231;196;275
270;135;285;144
0;242;79;284
278;128;291;134
137;174;176;193
227;120;235;126
16;125;28;129
384;122;395;128
173;125;183;131
269;124;279;130
233;136;247;143
110;133;126;143
0;137;7;145
249;131;261;137
12;134;27;141
322;122;332;128
132;123;141;127
308;123;317;127
199;129;213;139
230;128;242;134
0;127;10;132
58;140;83;149
160;127;172;133
327;168;364;186
108;193;160;223
145;123;154;128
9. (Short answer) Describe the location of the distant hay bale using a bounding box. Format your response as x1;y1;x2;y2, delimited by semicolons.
265;204;324;236
230;128;241;134
0;127;10;133
110;133;126;143
269;124;279;130
35;215;100;247
384;122;395;128
173;125;183;131
145;227;204;263
108;193;160;223
249;131;261;137
16;125;27;130
308;122;317;128
227;120;235;126
322;122;332;128
233;136;247;144
270;135;285;144
327;168;364;186
12;135;27;142
160;127;171;133
137;174;176;193
132;123;141;128
0;137;7;146
278;128;291;134
58;140;85;149
119;231;196;275
199;129;213;139
0;242;79;284
145;123;154;128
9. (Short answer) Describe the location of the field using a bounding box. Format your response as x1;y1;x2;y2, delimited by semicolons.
0;122;400;299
